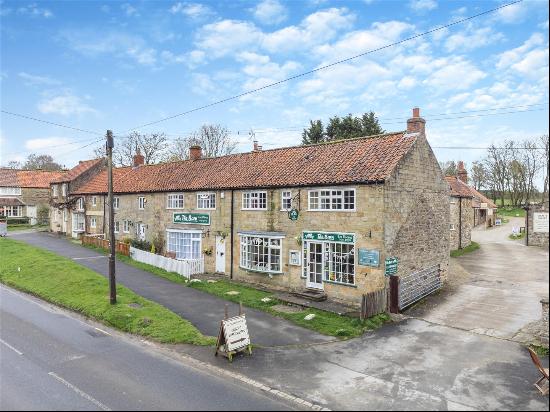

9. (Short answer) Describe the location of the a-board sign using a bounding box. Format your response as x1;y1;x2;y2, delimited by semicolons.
358;248;380;267
215;314;252;362
533;212;549;233
384;257;399;276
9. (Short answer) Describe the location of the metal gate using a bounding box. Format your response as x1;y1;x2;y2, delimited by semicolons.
398;265;441;310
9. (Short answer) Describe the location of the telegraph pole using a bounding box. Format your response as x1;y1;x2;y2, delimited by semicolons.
106;130;117;304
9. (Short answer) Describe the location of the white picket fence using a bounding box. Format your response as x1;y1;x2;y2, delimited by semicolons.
129;247;204;279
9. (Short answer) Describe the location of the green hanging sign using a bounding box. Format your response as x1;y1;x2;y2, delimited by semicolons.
288;208;299;221
173;212;210;225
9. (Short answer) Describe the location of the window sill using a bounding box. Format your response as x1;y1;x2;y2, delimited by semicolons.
240;266;283;275
308;209;356;212
323;279;357;288
241;209;268;211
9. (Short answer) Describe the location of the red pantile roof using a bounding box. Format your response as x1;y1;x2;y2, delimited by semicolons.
51;159;103;184
0;168;66;189
74;132;416;194
0;197;25;206
445;176;497;209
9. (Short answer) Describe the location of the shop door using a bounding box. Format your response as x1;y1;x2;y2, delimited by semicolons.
306;242;324;290
215;236;226;274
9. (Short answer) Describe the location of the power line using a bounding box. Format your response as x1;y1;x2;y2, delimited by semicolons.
123;0;523;132
0;110;103;136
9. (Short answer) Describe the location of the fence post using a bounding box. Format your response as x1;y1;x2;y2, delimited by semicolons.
389;275;399;314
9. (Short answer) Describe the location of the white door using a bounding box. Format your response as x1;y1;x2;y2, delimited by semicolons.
62;210;67;233
138;224;146;241
306;242;324;290
215;236;226;273
27;205;37;225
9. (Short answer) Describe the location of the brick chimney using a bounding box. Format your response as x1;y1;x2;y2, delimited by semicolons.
253;140;259;151
457;161;468;184
133;149;145;167
407;107;426;135
189;145;202;161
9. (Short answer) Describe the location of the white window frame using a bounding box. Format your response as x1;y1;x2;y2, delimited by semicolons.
0;187;22;196
113;197;119;209
3;205;23;217
166;229;202;260
77;197;84;211
281;190;292;211
450;224;456;231
166;193;184;209
239;234;283;274
242;191;267;210
90;217;97;229
62;183;67;197
308;188;356;212
52;185;58;197
114;221;120;233
92;196;97;207
72;213;85;232
138;196;146;210
123;220;130;233
197;192;216;210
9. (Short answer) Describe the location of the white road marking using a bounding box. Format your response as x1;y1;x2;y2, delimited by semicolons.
0;338;23;355
72;256;107;260
48;372;112;411
94;327;111;336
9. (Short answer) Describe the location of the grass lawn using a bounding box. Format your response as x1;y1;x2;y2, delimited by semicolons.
82;242;390;338
530;344;550;358
450;241;480;258
498;207;526;217
0;237;214;345
509;232;526;240
7;224;48;232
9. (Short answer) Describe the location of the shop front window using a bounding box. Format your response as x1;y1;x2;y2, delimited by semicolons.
239;235;282;273
166;230;202;260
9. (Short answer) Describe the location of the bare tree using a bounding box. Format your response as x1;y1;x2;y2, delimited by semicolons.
94;132;169;166
166;124;237;161
484;143;512;207
539;134;549;199
439;160;457;176
470;161;488;191
23;154;63;170
6;160;22;169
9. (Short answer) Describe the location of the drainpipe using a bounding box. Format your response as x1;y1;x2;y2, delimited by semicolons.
458;197;463;249
230;189;235;280
102;194;106;236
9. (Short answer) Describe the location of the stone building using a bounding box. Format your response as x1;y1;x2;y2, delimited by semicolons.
0;168;65;223
73;109;450;307
49;159;105;237
525;200;549;248
445;174;474;251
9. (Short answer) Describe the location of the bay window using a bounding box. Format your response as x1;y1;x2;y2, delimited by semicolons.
73;213;85;232
239;234;282;273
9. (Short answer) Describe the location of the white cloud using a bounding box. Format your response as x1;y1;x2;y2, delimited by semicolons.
170;2;213;19
195;20;263;58
18;72;60;86
25;137;73;151
409;0;437;12
17;3;53;18
252;0;288;25
496;33;548;79
445;26;505;52
121;3;138;17
495;2;528;24
37;92;97;116
511;48;549;76
424;57;486;91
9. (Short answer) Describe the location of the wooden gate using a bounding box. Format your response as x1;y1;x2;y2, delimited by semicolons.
360;289;387;320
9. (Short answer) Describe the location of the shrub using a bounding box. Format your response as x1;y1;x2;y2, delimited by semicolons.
37;205;50;225
130;239;152;251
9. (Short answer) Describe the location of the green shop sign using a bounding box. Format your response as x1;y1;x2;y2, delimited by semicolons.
384;257;399;276
302;231;355;244
173;212;210;225
288;208;299;221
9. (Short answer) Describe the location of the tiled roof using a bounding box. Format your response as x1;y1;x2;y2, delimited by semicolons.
445;176;474;198
74;132;416;194
51;159;103;184
0;197;25;206
0;168;66;189
445;176;497;209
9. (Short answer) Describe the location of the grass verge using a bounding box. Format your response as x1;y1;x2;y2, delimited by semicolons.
83;241;390;338
0;237;214;345
530;344;549;357
498;207;526;217
450;241;480;258
7;224;48;232
508;232;526;240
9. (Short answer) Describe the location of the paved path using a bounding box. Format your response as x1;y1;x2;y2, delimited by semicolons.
10;232;332;347
0;285;293;411
410;217;549;340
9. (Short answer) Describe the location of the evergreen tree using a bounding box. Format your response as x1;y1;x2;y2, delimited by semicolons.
305;111;384;144
301;120;325;145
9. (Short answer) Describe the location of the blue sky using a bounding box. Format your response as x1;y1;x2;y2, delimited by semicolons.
0;0;548;170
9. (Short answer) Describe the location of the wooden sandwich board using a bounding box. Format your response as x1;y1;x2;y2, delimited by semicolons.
215;304;252;362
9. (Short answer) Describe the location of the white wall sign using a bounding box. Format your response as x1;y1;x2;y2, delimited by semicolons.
222;315;250;352
289;250;301;266
533;212;549;233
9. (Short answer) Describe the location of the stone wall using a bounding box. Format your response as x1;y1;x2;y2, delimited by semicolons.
541;298;549;347
384;135;450;282
449;197;473;251
526;201;549;248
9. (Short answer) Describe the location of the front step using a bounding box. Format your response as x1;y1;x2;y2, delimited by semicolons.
290;289;327;302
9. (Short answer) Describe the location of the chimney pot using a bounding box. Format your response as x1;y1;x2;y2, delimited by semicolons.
189;145;202;161
133;149;145;167
407;106;426;135
457;161;468;184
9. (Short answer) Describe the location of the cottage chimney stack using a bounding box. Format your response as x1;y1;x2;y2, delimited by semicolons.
189;145;202;161
253;140;259;151
133;149;145;167
457;161;468;184
407;107;426;135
